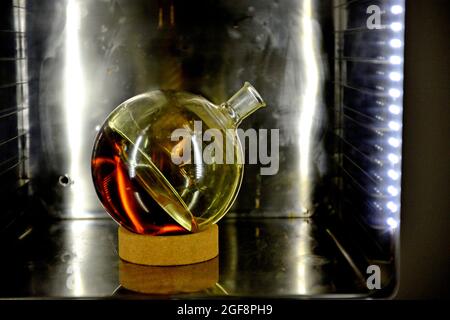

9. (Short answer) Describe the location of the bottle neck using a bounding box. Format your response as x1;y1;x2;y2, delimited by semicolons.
222;82;266;126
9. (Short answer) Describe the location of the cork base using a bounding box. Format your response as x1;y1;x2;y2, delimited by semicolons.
118;224;219;266
119;257;219;294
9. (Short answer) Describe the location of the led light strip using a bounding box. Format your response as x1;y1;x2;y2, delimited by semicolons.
383;1;405;229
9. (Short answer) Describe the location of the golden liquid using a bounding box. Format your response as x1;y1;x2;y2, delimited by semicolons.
92;91;243;235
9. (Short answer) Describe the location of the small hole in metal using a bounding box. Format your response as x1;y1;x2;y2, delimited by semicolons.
59;175;71;187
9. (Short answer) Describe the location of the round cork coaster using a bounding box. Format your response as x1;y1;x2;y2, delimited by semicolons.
118;224;218;266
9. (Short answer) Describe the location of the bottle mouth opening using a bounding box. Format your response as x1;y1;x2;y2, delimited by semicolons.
244;82;266;108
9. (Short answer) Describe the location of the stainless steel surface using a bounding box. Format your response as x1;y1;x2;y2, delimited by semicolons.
0;0;30;232
0;1;29;191
0;218;368;298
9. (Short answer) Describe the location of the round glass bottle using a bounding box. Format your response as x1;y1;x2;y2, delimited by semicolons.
92;82;266;235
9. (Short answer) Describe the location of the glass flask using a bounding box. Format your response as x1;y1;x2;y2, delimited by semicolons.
91;82;266;235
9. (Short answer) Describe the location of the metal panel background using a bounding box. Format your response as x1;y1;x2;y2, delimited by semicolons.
0;0;30;232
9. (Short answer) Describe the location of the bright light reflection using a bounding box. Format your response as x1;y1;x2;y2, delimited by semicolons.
387;186;399;196
387;201;399;213
65;221;87;296
387;217;399;229
389;55;402;65
388;153;400;164
390;22;403;32
389;104;402;115
388;169;400;180
391;5;404;14
296;221;312;294
65;0;85;214
129;135;143;178
298;0;321;213
389;88;402;98
390;39;402;48
389;72;402;81
388;137;401;148
389;121;401;131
